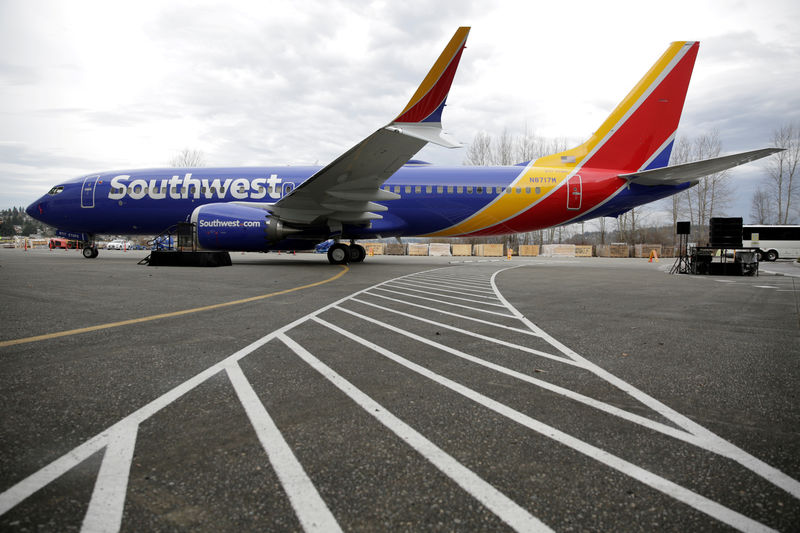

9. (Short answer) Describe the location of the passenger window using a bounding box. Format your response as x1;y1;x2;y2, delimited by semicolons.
436;186;443;193
394;186;401;193
447;186;454;193
476;186;483;194
516;187;521;194
535;187;541;194
405;186;411;193
457;186;463;194
496;186;503;194
525;187;531;194
415;186;421;193
425;185;432;193
466;186;473;194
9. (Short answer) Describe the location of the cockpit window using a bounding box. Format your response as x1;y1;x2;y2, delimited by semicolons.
47;186;64;195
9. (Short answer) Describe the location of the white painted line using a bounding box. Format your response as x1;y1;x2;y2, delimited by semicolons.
390;279;501;299
358;293;541;337
754;286;778;289
715;280;737;283
489;266;800;500
411;275;495;289
373;287;516;318
278;333;553;533
225;362;342;533
81;422;138;533
384;283;508;307
392;278;499;296
0;267;452;519
343;300;581;368
311;317;774;533
322;311;705;443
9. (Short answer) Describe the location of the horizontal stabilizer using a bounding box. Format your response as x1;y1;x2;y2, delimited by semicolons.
620;148;783;185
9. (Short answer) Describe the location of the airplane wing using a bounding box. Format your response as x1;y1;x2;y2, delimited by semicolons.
239;27;470;227
619;148;782;186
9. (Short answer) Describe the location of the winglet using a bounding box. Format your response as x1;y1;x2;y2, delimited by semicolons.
392;27;470;126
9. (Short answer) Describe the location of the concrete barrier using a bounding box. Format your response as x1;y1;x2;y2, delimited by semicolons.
518;245;540;256
428;243;451;256
541;244;576;257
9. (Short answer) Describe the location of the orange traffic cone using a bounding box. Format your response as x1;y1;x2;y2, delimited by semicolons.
648;250;659;262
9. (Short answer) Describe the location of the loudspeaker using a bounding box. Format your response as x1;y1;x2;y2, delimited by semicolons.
676;221;691;235
709;217;742;248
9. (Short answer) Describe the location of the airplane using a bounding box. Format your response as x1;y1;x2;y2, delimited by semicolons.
26;27;780;264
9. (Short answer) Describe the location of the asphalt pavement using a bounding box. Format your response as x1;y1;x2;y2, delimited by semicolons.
1;248;798;531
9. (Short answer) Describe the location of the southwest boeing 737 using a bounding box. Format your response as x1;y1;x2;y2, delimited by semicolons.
26;27;780;264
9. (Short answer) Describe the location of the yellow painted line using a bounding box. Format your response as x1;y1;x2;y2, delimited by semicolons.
0;265;349;348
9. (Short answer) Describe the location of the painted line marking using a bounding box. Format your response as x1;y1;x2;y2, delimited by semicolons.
490;266;800;500
392;277;499;296
81;422;138;533
372;287;516;317
754;286;778;289
389;279;501;299
359;293;541;337
384;283;507;307
0;266;448;517
278;333;553;533
226;361;342;532
344;299;579;367
310;317;774;533
0;265;349;348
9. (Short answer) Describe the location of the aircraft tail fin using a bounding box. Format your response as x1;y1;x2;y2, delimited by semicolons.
387;26;470;148
536;41;700;172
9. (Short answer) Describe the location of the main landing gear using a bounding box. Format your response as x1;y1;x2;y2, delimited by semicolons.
326;242;366;265
82;246;99;258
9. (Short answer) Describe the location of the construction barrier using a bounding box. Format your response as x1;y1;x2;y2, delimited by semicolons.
574;245;593;257
408;243;429;256
518;245;540;257
540;244;576;257
451;244;473;256
473;243;504;257
596;244;630;258
384;243;407;255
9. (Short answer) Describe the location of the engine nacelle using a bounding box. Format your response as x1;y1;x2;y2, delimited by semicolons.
191;203;297;251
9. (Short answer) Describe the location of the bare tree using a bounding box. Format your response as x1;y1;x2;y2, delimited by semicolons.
170;148;207;168
493;128;516;165
674;131;732;243
765;123;800;224
464;131;493;166
750;188;772;224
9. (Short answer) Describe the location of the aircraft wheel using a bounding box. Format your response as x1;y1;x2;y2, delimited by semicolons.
765;249;778;261
327;243;350;265
349;244;366;263
82;246;97;259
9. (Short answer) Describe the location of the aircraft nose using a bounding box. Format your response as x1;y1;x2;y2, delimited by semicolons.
26;199;45;221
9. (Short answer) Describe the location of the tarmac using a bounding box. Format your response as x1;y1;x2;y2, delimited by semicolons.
1;248;798;531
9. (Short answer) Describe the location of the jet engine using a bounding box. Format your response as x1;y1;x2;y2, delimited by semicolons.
191;203;298;251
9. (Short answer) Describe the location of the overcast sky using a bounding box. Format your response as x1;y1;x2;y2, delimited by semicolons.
2;0;799;222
